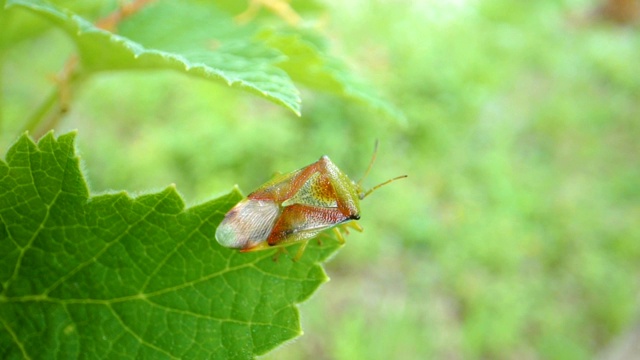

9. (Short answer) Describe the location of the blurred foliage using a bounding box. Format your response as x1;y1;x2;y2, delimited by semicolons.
2;0;640;359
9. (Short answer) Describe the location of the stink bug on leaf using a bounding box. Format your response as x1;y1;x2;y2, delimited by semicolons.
215;142;406;259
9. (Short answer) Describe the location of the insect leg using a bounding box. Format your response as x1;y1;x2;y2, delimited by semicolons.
272;247;289;262
332;227;345;244
293;240;310;262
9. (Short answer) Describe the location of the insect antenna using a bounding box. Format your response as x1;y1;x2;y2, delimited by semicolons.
357;140;380;187
356;140;407;199
361;175;408;199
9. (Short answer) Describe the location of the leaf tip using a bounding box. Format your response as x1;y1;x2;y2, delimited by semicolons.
230;185;246;198
162;184;187;210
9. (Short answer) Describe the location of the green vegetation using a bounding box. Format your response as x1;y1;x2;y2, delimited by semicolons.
2;0;639;359
1;133;342;359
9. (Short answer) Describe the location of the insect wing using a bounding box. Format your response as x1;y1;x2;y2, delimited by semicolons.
267;204;351;245
248;168;304;202
215;199;280;250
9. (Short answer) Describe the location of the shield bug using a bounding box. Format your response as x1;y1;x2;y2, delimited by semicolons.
215;142;406;258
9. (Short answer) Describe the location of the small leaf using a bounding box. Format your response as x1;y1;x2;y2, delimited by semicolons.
0;132;340;359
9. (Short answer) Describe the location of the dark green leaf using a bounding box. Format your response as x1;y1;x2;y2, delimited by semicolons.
0;132;340;359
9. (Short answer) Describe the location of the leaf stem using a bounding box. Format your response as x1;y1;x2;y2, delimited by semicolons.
0;7;7;136
0;50;4;136
20;0;157;139
21;89;59;136
96;0;157;31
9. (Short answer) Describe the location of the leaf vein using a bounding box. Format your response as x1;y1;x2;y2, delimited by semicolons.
0;316;32;360
0;140;68;295
107;303;180;360
42;190;173;297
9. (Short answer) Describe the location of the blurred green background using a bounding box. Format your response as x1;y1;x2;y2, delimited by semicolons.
4;0;640;359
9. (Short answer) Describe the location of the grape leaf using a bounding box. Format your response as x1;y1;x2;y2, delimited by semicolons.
0;132;340;359
4;0;403;120
4;0;302;115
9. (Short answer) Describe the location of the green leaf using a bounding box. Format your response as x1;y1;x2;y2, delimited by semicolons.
4;0;402;120
4;0;302;115
0;132;340;359
260;28;406;122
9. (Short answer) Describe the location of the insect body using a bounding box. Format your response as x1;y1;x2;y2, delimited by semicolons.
215;144;405;256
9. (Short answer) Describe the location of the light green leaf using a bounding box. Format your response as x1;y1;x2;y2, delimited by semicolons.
4;0;302;115
4;0;402;120
260;29;406;122
0;132;340;359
